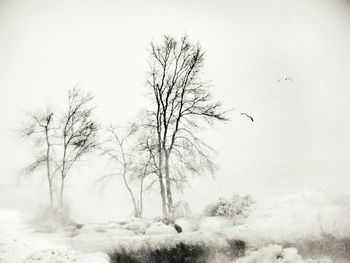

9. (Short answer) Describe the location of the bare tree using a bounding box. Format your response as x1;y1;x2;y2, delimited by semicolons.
20;107;56;207
146;35;229;218
137;112;169;217
57;88;98;207
100;124;148;218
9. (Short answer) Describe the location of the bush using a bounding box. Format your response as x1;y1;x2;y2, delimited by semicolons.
109;242;210;263
109;238;251;263
31;204;75;232
110;247;141;263
227;239;247;257
204;194;254;218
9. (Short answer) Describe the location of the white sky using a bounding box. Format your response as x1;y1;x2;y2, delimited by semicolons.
1;0;350;222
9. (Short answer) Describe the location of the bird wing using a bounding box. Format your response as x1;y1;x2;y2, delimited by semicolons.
241;113;254;122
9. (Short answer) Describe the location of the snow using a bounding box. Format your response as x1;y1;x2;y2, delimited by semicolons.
144;224;177;235
224;189;350;245
198;216;234;232
24;248;110;263
173;200;192;218
0;208;110;263
233;245;333;263
174;218;198;233
1;189;349;262
122;219;148;233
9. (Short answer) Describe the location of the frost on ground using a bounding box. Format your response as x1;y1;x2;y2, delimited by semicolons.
233;245;332;263
0;208;109;263
1;189;349;263
24;248;109;263
224;189;350;245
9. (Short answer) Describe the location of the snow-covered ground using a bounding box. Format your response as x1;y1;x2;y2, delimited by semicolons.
0;208;110;263
1;189;349;262
225;189;350;245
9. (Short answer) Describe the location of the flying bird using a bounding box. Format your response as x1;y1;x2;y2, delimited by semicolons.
241;113;254;122
277;77;294;83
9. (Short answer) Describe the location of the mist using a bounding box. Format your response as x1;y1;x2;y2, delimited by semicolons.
1;0;350;222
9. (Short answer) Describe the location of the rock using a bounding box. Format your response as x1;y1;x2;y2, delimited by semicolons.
80;224;98;232
115;219;128;225
80;224;108;233
76;223;84;229
175;218;198;233
174;224;182;233
145;224;178;235
94;225;108;233
63;225;77;232
108;228;136;236
122;219;147;233
107;222;120;229
198;216;233;232
153;221;165;226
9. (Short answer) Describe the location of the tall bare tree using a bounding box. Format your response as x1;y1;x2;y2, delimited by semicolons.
57;88;98;206
100;124;149;218
21;107;56;207
146;35;229;218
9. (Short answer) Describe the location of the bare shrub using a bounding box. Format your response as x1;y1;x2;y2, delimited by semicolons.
204;194;254;218
31;204;75;232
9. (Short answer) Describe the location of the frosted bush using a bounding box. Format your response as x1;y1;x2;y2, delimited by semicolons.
31;204;75;232
205;194;254;218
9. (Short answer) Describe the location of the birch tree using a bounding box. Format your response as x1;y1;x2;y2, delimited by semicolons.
21;107;56;207
57;88;98;206
100;124;150;218
146;35;229;218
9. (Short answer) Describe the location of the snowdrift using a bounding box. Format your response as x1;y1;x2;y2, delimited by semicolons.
0;208;110;263
224;189;350;245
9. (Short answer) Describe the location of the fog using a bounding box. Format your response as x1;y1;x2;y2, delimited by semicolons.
1;0;350;222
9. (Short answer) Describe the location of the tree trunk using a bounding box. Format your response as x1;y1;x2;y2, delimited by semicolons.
122;171;139;218
138;176;144;218
46;159;53;207
45;129;53;208
59;177;64;207
157;136;168;218
159;173;168;217
60;142;67;208
48;180;53;208
164;151;173;218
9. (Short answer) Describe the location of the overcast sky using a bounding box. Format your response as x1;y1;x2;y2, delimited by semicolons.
1;0;350;221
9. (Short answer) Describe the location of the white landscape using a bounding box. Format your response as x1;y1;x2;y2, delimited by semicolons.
1;0;350;262
1;189;349;262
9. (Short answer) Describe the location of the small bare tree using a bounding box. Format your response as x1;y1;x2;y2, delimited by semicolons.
137;112;169;217
57;88;98;206
100;124;148;218
20;107;56;207
146;35;229;218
